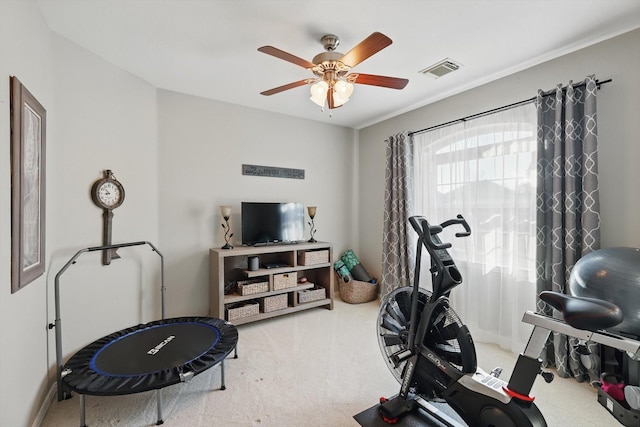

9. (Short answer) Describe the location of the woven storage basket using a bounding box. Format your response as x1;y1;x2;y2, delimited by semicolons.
237;279;269;296
273;272;297;290
226;302;259;321
298;285;326;303
298;250;329;266
261;294;288;312
338;275;378;304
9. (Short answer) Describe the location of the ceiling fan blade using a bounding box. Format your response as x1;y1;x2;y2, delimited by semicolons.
258;46;316;69
260;79;310;96
351;73;409;89
338;32;392;68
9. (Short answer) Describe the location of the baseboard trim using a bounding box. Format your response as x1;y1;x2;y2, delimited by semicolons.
32;382;56;427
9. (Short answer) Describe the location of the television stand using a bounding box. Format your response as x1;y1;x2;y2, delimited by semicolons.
209;242;334;325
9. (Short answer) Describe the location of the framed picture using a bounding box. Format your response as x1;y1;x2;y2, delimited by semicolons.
10;76;46;293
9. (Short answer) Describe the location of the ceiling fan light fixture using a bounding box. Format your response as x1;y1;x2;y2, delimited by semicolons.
259;32;408;111
332;95;348;108
335;79;354;98
333;79;354;107
310;80;329;107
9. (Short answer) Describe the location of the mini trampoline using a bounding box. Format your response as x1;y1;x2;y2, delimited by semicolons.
51;241;238;426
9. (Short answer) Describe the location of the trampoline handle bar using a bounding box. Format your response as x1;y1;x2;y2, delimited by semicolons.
85;240;148;252
52;240;165;402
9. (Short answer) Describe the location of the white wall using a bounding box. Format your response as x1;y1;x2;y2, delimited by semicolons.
358;28;640;283
0;1;159;425
0;2;54;426
46;33;160;357
157;90;357;316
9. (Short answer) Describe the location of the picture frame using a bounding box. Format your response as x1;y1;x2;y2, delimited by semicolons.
10;76;46;293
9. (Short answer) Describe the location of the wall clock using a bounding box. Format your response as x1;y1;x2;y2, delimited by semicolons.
91;169;125;265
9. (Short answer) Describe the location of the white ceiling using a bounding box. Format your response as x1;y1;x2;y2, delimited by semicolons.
37;0;640;129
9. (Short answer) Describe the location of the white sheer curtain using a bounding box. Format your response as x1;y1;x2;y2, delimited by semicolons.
412;102;537;352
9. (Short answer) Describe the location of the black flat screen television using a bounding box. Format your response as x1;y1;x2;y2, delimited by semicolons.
241;202;304;245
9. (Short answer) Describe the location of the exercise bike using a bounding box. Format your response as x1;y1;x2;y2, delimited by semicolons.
376;214;639;427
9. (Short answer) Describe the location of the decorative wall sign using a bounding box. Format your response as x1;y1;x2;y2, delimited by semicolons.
10;76;46;293
242;164;305;179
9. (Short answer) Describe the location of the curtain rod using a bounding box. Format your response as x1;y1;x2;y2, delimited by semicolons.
408;78;612;137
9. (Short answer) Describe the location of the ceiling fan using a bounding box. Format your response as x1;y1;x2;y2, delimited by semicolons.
258;32;409;110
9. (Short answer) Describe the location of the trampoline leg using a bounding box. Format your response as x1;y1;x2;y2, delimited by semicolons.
220;360;226;390
79;394;87;427
156;389;164;425
234;346;238;359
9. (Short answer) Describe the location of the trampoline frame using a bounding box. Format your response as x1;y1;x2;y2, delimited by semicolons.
52;241;166;403
50;241;237;426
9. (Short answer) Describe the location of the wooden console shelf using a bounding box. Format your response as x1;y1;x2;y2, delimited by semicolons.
209;242;334;325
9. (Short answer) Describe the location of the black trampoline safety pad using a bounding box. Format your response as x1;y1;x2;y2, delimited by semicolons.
62;317;238;396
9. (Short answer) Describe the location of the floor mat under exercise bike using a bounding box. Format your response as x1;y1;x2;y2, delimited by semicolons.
354;398;466;427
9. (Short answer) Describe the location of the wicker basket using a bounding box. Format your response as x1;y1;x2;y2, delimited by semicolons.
261;294;288;312
298;250;329;265
298;285;326;303
273;272;297;290
338;275;378;304
237;279;269;296
226;302;259;321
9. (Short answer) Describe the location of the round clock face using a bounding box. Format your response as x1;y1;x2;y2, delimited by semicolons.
98;181;122;208
92;178;125;210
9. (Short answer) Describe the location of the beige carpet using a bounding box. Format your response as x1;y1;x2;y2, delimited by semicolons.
41;298;615;426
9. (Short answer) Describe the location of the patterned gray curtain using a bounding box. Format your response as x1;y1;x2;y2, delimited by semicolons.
536;75;601;383
381;132;414;297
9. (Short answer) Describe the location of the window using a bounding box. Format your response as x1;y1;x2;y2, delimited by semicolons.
413;102;537;351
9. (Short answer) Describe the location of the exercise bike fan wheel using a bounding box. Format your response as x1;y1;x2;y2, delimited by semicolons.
377;287;474;392
377;287;429;382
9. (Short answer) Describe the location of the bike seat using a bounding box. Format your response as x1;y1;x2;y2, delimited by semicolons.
539;291;623;332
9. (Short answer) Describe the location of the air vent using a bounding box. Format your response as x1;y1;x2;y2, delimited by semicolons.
419;58;462;79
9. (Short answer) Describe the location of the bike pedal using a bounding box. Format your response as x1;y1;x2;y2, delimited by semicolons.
378;395;415;423
381;414;398;424
390;349;413;366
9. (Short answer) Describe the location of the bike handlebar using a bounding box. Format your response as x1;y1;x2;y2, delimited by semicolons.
441;214;471;238
409;214;471;250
